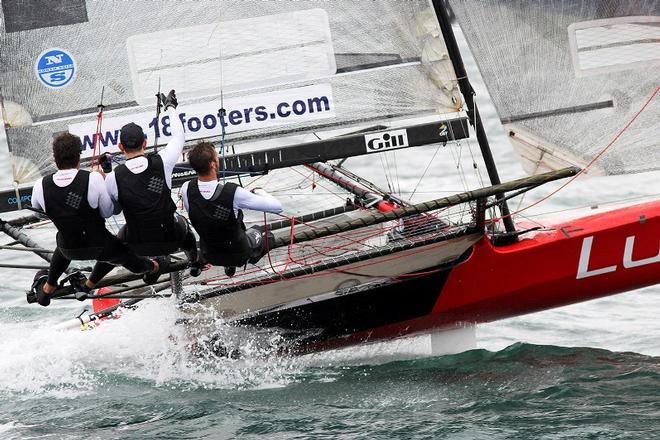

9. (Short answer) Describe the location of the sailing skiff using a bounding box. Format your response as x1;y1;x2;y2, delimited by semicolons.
0;0;658;354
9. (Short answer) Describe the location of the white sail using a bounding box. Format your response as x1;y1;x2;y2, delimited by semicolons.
448;0;660;176
0;0;463;186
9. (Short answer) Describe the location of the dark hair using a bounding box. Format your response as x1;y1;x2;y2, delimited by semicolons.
188;142;217;175
52;133;82;169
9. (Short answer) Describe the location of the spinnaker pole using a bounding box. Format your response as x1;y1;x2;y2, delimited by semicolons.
431;0;517;235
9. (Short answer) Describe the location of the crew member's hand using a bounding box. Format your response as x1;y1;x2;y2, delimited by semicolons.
159;89;178;110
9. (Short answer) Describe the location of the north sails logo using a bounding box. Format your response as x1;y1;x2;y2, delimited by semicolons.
364;129;409;153
35;48;76;88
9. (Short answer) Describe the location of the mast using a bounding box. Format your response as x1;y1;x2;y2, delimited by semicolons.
431;0;517;235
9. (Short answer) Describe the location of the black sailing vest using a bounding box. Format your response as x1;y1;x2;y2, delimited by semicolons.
186;180;251;266
114;154;178;254
42;170;107;250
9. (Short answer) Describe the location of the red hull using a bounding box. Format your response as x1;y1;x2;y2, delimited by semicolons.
311;200;660;351
434;199;660;326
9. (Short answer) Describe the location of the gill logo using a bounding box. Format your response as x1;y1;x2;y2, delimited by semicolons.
576;235;660;279
364;129;409;153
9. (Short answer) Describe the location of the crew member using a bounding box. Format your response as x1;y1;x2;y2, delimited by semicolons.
30;133;165;307
181;141;283;276
105;90;197;265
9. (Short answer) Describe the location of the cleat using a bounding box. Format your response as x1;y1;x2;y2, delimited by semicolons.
143;256;169;285
30;269;50;306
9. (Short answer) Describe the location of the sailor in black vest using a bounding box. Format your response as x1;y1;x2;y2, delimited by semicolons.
29;133;166;306
181;141;283;276
105;90;197;266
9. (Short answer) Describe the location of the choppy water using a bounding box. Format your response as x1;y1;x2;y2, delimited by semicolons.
1;28;659;440
1;302;659;440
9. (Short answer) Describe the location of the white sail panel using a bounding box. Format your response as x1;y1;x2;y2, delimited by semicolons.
127;9;336;104
569;17;660;75
448;0;660;176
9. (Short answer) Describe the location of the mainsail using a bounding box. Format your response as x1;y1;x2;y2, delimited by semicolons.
448;0;660;176
0;1;482;304
0;0;465;193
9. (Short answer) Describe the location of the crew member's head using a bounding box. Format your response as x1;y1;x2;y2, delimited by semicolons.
52;132;82;170
118;122;147;154
188;141;219;177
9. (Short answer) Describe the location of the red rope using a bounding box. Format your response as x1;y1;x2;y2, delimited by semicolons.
204;238;453;288
90;107;104;171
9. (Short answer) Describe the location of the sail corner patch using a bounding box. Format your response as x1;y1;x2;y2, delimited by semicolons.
35;48;76;89
364;129;409;153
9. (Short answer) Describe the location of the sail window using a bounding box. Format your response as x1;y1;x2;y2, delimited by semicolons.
568;16;660;77
1;0;88;33
126;9;337;105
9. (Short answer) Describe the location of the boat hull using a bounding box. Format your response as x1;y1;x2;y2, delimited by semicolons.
187;199;660;354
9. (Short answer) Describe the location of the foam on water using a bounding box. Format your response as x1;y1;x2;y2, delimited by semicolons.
0;300;311;398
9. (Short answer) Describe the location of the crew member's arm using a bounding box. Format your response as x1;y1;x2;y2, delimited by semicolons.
88;171;114;218
158;91;184;189
30;177;45;213
233;187;283;214
104;172;122;215
180;181;190;212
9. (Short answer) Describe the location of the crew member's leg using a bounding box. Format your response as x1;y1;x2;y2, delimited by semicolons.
174;214;198;263
89;235;159;287
174;214;205;276
31;247;71;306
245;226;275;264
45;248;71;292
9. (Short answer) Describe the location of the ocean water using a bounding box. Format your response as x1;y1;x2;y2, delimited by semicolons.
1;29;659;440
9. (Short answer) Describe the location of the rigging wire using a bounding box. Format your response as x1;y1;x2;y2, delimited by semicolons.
216;9;227;184
153;76;162;153
409;143;442;201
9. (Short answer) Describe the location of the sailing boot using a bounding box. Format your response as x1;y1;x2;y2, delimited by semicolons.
29;269;50;306
62;271;92;301
189;261;204;277
224;266;236;277
143;257;170;285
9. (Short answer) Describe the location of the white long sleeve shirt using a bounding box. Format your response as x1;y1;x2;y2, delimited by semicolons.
105;107;184;206
31;169;114;218
181;180;283;216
